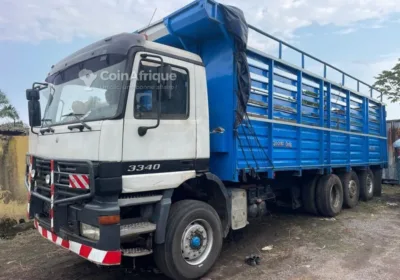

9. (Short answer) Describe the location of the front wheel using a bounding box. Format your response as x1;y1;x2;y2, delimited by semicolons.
154;200;223;280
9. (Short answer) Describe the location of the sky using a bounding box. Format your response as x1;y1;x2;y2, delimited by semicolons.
1;0;400;123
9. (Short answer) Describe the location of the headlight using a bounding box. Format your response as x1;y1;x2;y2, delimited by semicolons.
26;155;35;178
26;155;31;166
45;174;50;185
80;223;100;240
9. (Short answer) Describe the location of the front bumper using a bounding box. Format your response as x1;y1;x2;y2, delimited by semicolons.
26;156;122;265
34;218;121;265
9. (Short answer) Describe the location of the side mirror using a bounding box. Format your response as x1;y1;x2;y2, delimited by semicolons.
28;100;41;127
26;89;40;101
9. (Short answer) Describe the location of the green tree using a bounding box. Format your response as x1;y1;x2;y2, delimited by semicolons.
0;105;20;125
374;59;400;102
0;90;20;125
0;90;9;106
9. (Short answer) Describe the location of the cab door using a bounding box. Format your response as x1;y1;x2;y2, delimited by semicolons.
121;52;197;193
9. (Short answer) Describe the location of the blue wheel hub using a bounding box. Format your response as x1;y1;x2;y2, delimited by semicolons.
190;236;201;249
181;220;213;266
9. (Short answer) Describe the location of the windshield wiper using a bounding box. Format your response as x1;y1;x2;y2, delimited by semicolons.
63;113;92;131
40;118;55;134
42;118;53;124
40;127;55;134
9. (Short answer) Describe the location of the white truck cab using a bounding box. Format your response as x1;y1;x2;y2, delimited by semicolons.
26;32;229;280
25;1;387;279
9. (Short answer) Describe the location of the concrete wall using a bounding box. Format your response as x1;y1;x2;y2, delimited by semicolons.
0;136;28;201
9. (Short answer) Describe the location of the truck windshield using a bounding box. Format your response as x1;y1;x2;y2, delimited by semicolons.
43;54;127;126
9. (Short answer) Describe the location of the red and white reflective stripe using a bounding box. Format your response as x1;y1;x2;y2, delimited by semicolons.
27;192;31;219
69;174;90;189
27;155;33;219
50;160;55;232
34;219;121;265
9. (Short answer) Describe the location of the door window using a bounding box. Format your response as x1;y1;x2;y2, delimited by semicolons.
134;59;189;120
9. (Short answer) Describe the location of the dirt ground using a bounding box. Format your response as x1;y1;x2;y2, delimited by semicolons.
1;185;400;280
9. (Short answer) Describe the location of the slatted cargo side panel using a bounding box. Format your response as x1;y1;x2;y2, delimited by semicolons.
369;100;386;164
323;85;351;165
237;55;271;171
237;48;386;176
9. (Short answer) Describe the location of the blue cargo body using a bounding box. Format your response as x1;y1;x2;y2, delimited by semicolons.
140;0;388;182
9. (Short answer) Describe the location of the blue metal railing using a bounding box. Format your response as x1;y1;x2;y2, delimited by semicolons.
248;24;383;102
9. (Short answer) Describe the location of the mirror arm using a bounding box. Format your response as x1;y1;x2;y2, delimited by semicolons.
140;54;164;65
30;126;39;136
32;82;48;91
138;118;160;136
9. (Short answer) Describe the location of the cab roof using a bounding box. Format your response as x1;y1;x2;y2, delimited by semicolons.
48;32;202;77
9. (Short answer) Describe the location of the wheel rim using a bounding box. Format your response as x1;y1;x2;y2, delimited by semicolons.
366;174;373;194
181;219;214;266
330;184;340;208
348;180;357;199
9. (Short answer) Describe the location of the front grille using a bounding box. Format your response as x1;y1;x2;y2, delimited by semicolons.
29;157;94;233
34;158;91;198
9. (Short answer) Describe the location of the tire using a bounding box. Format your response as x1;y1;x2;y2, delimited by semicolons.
316;174;344;217
301;175;321;215
153;200;223;280
373;169;383;197
358;169;374;201
338;171;360;208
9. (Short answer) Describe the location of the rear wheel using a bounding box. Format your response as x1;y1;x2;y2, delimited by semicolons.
154;200;223;280
316;174;343;217
373;169;383;197
338;171;360;208
301;175;321;215
358;169;374;201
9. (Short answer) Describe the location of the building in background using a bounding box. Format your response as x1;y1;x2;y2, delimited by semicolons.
383;119;400;185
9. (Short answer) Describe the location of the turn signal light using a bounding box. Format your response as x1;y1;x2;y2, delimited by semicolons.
98;215;120;225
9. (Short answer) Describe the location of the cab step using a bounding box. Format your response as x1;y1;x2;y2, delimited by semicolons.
118;193;162;207
122;247;153;257
120;221;156;238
